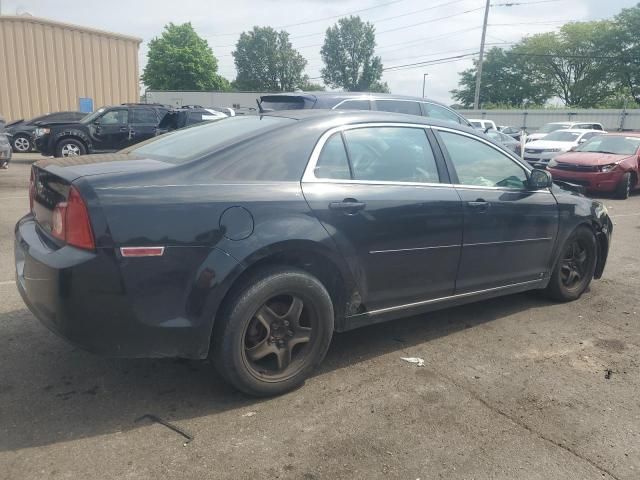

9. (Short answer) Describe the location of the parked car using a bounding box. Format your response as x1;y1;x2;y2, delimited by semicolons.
156;106;229;135
469;119;498;131
258;92;473;127
527;121;605;142
15;111;612;396
0;123;11;168
523;129;605;168
499;125;523;141
548;133;640;199
485;129;522;156
6;111;86;153
34;104;170;157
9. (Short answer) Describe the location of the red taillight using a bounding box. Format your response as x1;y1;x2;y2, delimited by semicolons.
29;168;35;212
50;186;95;250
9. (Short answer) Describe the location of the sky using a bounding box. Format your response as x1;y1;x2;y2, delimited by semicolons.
0;0;636;104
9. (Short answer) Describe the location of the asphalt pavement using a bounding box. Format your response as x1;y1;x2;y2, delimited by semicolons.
1;153;639;480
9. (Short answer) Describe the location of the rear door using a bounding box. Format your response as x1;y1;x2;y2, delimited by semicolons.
129;108;161;145
302;123;463;312
433;127;559;293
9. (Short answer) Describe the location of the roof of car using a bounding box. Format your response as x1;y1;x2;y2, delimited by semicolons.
262;109;478;134
547;121;602;125
261;91;455;109
601;131;640;137
554;128;604;134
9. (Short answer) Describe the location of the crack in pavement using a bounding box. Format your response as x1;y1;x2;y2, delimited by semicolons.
433;369;622;480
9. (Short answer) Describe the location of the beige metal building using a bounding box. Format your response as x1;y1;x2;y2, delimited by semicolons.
0;15;141;122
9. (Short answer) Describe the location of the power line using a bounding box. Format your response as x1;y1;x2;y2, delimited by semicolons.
208;0;408;36
492;0;564;5
383;52;479;71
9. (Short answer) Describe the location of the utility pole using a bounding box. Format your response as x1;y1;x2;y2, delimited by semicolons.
422;73;429;98
473;0;491;110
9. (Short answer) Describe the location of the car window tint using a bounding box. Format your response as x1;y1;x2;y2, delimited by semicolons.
131;108;158;124
188;112;204;124
100;109;128;125
375;100;421;116
343;127;440;183
336;99;370;110
314;133;351;179
439;131;527;189
424;103;463;125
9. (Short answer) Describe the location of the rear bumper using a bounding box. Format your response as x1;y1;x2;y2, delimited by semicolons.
15;215;239;358
548;168;622;192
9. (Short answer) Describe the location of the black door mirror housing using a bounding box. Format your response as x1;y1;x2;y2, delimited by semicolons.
529;168;553;190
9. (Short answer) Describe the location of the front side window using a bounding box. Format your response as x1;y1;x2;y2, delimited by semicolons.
342;127;440;183
375;100;421;116
438;131;528;189
314;133;351;179
99;109;128;125
423;103;463;125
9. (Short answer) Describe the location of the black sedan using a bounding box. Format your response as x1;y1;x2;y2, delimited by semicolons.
15;110;612;396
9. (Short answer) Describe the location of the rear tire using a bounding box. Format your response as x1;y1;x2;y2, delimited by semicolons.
212;267;334;397
615;172;631;199
55;138;86;157
545;226;597;302
12;134;32;153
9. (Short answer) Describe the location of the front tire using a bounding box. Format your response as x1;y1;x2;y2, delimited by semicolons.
213;267;334;396
545;226;597;302
12;134;32;153
55;138;86;157
615;172;631;200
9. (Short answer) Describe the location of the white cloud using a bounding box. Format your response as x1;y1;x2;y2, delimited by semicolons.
2;0;635;104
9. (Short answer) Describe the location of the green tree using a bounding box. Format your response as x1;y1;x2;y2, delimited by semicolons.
233;27;308;91
298;79;326;91
320;16;385;91
612;4;640;104
451;47;552;108
516;21;616;107
142;23;229;91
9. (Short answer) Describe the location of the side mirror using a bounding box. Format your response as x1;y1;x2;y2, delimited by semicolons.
529;168;553;190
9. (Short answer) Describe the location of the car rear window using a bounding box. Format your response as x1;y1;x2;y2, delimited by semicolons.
544;131;581;142
129;116;295;164
260;96;308;111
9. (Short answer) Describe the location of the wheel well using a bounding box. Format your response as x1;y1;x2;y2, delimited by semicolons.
217;249;349;329
630;170;638;187
56;136;87;150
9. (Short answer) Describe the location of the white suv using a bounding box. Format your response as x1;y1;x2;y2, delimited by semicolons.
527;121;604;142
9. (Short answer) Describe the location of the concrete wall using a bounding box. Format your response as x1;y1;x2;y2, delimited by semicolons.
0;16;141;122
457;109;640;132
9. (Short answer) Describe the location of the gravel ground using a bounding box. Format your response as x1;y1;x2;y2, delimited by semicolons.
1;153;639;480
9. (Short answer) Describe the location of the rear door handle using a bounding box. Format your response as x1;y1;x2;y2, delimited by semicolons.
329;199;366;213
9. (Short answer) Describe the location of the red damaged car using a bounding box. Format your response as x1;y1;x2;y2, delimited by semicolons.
547;133;640;199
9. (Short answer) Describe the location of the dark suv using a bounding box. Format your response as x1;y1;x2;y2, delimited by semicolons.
34;104;169;157
259;92;472;127
6;111;86;153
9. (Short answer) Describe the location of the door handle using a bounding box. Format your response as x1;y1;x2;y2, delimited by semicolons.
119;126;129;132
467;200;490;212
329;199;366;213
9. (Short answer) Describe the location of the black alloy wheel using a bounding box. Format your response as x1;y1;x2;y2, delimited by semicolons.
560;239;589;289
213;267;333;396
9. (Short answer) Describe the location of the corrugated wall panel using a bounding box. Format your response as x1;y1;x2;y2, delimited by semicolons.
0;16;141;122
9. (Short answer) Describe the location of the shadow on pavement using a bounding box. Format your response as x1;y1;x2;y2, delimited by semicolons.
0;291;552;452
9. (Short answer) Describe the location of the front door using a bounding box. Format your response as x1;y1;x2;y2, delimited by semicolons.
433;128;559;293
90;108;130;151
302;125;464;312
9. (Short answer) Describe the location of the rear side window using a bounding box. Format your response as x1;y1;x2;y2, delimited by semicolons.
438;131;527;189
423;103;464;125
131;108;158;124
375;100;421;116
343;127;440;183
336;99;370;110
187;112;205;124
315;134;351;179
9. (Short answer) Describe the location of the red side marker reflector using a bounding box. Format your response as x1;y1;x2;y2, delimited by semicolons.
120;247;165;257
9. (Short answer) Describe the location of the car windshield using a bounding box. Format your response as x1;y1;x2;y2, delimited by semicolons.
470;121;482;128
128;115;295;163
543;131;581;142
576;136;640;155
539;123;570;133
81;108;106;124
